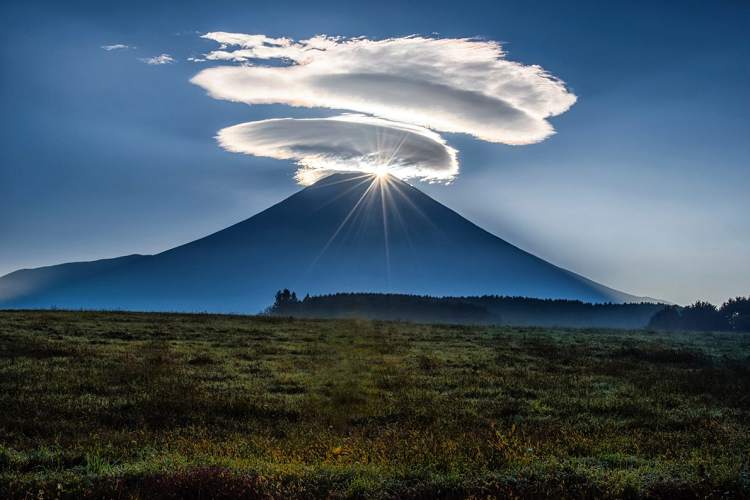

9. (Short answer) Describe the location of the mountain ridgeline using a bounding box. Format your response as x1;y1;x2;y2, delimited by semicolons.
0;172;656;314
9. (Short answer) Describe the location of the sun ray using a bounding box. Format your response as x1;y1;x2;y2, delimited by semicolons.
379;175;392;287
388;179;442;234
382;130;410;169
308;174;375;211
306;175;380;273
380;176;416;255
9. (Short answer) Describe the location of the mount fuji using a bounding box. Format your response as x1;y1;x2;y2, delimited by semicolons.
0;172;650;312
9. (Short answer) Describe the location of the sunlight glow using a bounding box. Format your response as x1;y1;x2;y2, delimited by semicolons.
374;165;390;178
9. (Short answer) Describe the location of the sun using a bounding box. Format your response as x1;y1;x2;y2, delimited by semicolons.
373;165;390;178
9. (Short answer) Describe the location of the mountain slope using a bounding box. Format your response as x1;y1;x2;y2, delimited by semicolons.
0;255;145;305
0;173;650;312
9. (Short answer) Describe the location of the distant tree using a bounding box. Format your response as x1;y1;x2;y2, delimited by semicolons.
720;296;750;332
649;301;731;332
648;306;682;330
269;289;301;314
681;301;727;331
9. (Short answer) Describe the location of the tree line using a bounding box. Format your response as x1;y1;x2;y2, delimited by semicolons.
268;290;750;332
648;297;750;332
267;290;660;329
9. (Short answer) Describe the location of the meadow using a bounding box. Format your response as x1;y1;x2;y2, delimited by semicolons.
0;310;749;499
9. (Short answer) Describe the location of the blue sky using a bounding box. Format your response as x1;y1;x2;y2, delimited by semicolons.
1;0;748;305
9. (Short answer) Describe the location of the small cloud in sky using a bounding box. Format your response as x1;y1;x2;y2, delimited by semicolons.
217;115;458;185
101;44;130;51
140;54;175;65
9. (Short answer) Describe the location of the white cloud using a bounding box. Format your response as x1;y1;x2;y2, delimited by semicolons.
101;44;130;51
217;115;458;185
191;33;576;145
140;53;175;65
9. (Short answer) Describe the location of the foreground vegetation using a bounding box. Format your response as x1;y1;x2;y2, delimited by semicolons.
1;310;749;499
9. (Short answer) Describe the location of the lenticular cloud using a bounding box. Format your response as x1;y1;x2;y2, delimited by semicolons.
218;115;458;185
191;33;576;183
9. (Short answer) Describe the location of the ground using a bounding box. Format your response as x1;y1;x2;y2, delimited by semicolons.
0;310;749;499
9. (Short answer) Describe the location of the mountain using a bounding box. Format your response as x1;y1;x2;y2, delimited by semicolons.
0;172;653;312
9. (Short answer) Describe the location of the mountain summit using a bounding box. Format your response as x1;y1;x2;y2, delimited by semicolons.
0;172;648;312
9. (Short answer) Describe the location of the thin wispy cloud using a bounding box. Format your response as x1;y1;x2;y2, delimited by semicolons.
217;115;458;185
101;44;130;51
191;33;576;183
140;53;175;65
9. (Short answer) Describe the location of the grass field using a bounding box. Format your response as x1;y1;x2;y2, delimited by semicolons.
1;310;749;499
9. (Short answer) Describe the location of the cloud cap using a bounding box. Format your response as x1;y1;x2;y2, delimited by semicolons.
217;115;458;185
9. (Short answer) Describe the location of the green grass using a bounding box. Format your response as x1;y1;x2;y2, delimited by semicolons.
0;310;749;499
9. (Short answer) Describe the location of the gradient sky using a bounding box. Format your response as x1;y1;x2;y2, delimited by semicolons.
1;0;748;305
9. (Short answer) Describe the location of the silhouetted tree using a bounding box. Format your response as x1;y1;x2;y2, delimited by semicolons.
720;296;750;332
681;301;726;331
648;306;682;330
269;289;301;314
649;301;736;332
